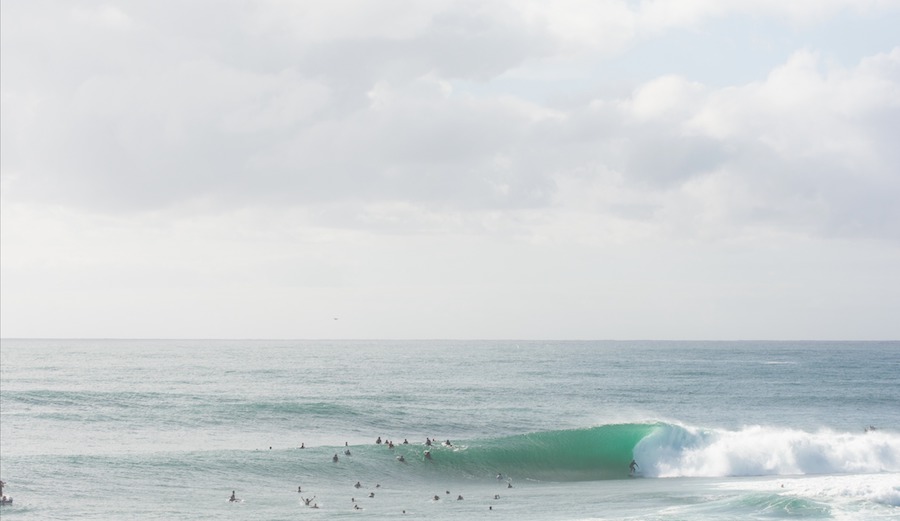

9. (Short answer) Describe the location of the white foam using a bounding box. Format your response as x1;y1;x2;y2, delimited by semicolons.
719;474;900;508
634;424;900;478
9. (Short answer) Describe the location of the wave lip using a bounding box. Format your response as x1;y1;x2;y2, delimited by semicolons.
636;423;900;478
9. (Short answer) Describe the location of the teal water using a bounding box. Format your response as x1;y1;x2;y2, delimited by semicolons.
1;340;898;519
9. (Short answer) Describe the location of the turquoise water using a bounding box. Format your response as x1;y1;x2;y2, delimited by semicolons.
1;340;898;519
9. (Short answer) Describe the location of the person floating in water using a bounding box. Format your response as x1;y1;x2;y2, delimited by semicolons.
355;481;362;488
629;459;639;474
229;491;237;502
376;436;382;444
333;453;339;462
424;450;432;460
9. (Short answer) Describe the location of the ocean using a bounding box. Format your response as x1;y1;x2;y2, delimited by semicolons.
0;339;898;520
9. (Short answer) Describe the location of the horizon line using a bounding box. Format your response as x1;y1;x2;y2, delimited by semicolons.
2;337;897;342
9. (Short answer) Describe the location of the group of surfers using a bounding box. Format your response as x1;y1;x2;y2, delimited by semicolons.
226;440;643;510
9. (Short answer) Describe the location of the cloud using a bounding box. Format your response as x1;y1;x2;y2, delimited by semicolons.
2;0;898;244
680;48;900;240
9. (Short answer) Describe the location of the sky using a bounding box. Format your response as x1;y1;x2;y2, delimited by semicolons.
1;0;899;340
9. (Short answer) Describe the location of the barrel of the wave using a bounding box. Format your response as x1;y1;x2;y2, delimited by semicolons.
428;424;657;481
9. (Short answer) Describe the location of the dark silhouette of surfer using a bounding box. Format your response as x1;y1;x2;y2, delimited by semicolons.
629;459;639;474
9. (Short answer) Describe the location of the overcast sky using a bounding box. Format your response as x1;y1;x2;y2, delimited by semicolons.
2;1;899;340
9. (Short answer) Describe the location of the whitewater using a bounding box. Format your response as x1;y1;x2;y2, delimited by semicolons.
1;339;898;520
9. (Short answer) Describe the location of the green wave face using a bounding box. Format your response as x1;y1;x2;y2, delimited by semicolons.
423;424;659;481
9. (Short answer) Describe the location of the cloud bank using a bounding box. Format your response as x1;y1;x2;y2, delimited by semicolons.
2;1;898;338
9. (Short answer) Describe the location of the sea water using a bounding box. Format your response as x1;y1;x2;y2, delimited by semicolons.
0;339;897;520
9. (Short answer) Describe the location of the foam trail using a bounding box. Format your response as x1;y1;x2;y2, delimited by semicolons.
635;424;900;478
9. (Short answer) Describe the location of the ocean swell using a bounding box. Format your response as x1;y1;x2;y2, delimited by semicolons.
419;423;656;481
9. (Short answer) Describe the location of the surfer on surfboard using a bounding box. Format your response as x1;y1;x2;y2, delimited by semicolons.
629;459;639;475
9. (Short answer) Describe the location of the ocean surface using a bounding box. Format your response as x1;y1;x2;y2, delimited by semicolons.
0;339;898;520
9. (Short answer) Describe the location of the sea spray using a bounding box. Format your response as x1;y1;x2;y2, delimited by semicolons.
637;424;900;477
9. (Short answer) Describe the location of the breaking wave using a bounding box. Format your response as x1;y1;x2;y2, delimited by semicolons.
635;423;899;478
362;422;900;481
